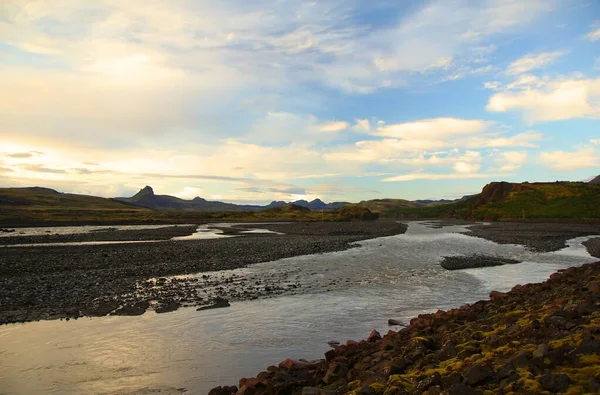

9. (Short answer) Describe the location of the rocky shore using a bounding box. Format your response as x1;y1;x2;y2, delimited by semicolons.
212;261;600;395
583;238;600;258
463;222;600;253
0;221;407;324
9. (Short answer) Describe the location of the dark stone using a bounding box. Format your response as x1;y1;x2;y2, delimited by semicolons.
389;357;410;375
367;329;382;342
540;373;570;393
448;383;481;395
464;364;493;386
417;372;442;392
155;301;181;314
197;297;230;311
208;386;238;395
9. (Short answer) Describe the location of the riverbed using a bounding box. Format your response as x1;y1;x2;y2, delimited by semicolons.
0;221;598;394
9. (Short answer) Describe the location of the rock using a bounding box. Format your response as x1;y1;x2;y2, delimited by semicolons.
367;329;382;342
324;349;336;361
417;372;442;392
448;383;481;395
279;358;296;370
208;386;238;395
540;373;570;393
155;301;181;314
533;343;548;359
489;290;507;301
388;357;410;375
323;362;349;385
197;297;231;311
388;319;407;326
239;377;266;388
112;301;149;316
464;364;493;386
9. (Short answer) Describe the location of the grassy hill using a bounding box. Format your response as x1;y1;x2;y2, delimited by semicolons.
0;188;377;225
383;181;600;221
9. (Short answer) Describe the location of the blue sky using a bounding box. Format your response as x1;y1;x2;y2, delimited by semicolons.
0;0;599;203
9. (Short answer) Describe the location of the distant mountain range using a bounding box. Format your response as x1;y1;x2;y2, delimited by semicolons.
115;186;349;211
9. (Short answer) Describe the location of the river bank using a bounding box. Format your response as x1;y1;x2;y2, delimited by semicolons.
0;221;407;324
213;261;600;394
464;222;600;252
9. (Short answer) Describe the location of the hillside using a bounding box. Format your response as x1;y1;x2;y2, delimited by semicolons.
383;181;600;221
0;187;370;225
455;181;600;221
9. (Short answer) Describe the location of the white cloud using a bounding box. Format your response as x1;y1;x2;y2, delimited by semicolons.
539;147;599;171
453;161;481;174
591;139;600;145
506;51;566;75
319;121;349;133
325;118;542;164
382;172;498;182
487;77;600;122
377;118;489;139
353;119;371;132
585;26;600;41
495;151;528;171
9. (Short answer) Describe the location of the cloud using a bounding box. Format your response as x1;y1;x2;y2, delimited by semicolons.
5;152;36;159
22;164;67;174
539;147;599;171
353;119;371;132
495;151;528;171
506;51;566;75
319;121;349;133
453;161;481;174
487;76;600;122
325;118;542;164
585;26;600;41
591;139;600;145
376;118;489;139
381;172;500;182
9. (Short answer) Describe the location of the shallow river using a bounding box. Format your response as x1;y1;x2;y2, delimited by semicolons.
0;221;597;394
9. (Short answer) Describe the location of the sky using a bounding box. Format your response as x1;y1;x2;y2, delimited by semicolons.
1;0;599;204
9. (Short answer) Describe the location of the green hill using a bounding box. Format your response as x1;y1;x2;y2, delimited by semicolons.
384;181;600;221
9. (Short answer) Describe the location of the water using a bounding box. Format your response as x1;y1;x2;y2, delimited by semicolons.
0;221;597;394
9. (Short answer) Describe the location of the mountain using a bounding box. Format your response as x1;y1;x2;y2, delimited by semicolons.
589;175;600;184
117;186;347;212
117;186;262;212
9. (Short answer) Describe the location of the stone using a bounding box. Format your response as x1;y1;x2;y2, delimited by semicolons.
388;357;410;375
464;364;493;386
279;358;296;370
388;319;407;326
208;386;238;395
323;362;349;385
489;290;507;301
367;329;382;342
533;343;548;359
197;297;230;311
540;373;570;393
417;372;442;392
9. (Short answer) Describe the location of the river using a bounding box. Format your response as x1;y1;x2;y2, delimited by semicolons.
0;221;597;394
